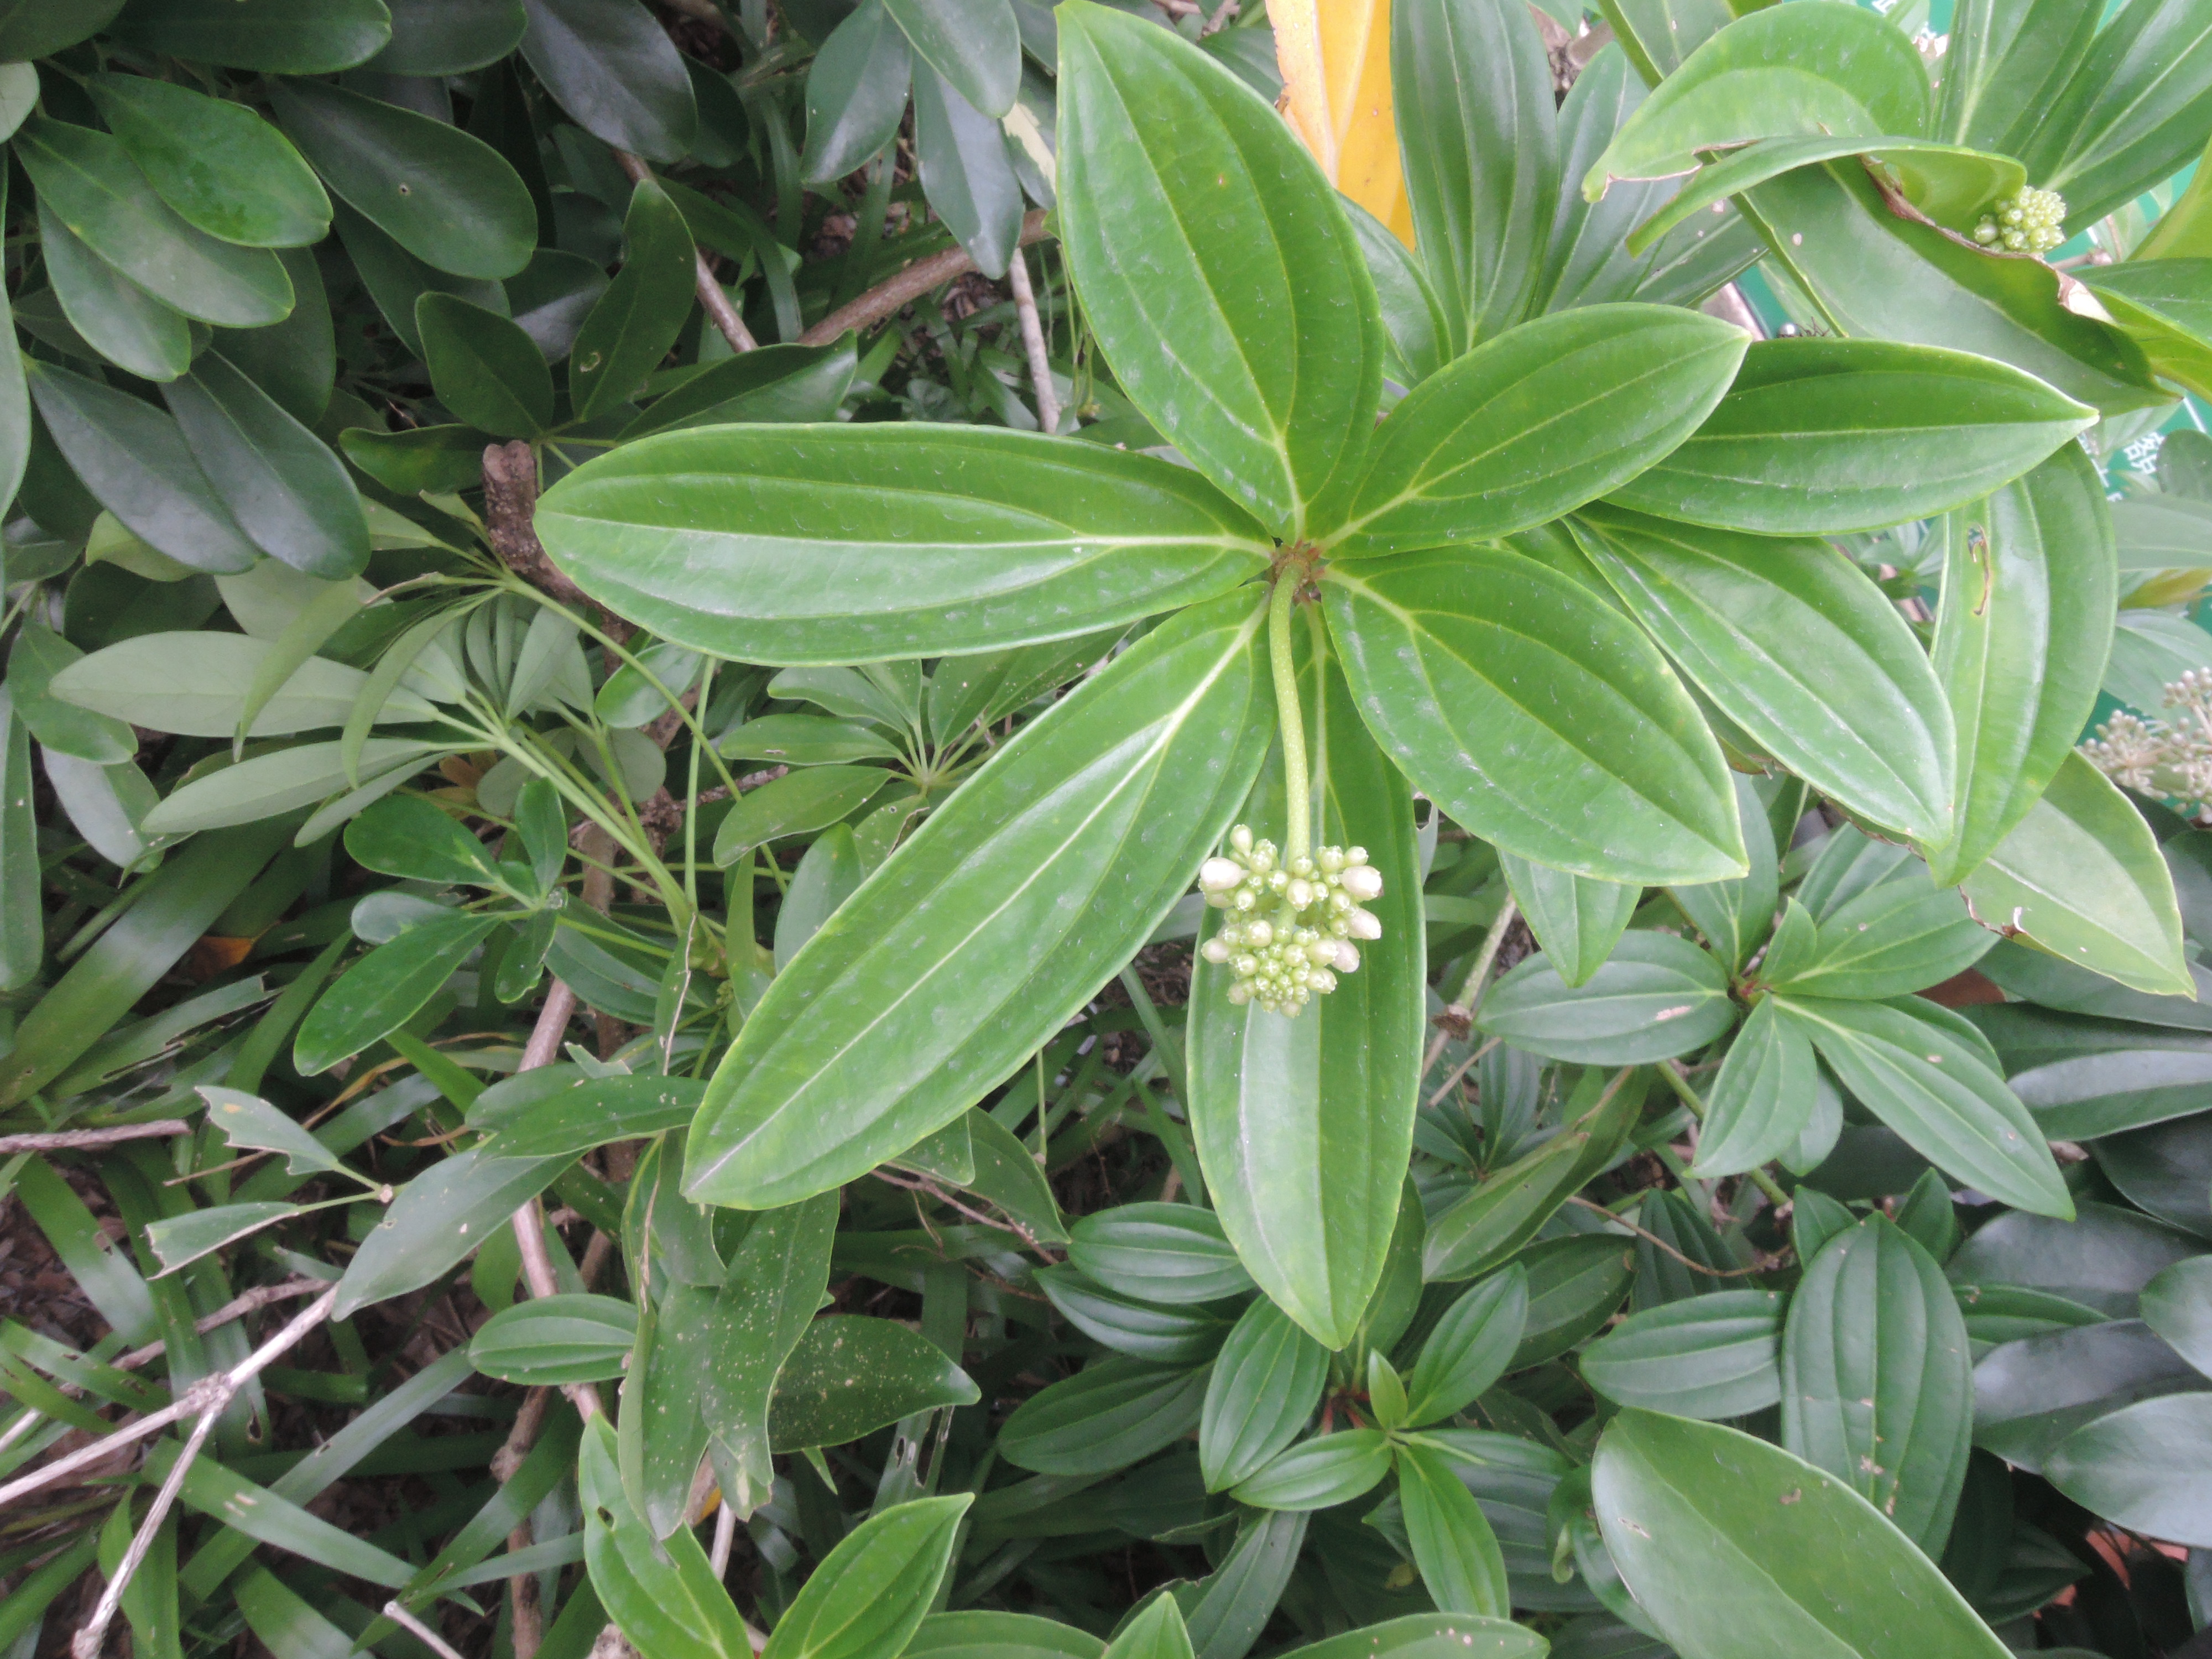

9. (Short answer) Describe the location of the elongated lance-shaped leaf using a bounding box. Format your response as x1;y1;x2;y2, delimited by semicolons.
1055;0;1383;539
686;593;1271;1209
1692;997;1819;1177
1498;853;1639;989
1188;630;1423;1349
538;425;1270;665
1927;444;2117;885
581;1418;754;1659
1324;549;1743;885
1574;505;1954;844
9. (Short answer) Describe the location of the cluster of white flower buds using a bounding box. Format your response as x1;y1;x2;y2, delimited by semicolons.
1195;825;1383;1016
2083;668;2212;810
1974;186;2067;255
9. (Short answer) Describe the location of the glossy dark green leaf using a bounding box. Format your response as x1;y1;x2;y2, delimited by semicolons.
1190;650;1422;1349
1324;549;1742;885
1972;1317;2204;1469
913;66;1023;279
520;0;698;163
215;246;335;426
719;714;902;766
471;1293;638;1383
1670;774;1778;975
580;1417;753;1659
713;765;886;865
1333;305;1744;557
1057;1;1382;539
1391;0;1556;343
2024;0;2212;230
1936;0;2098;155
417;294;554;438
87;76;329;248
999;1357;1210;1475
1742;161;2165;417
295;910;500;1076
571;179;696;421
270;79;535;281
334;1142;568;1316
1594;1410;2013;1658
905;1613;1107;1659
540;426;1270;665
2043;1393;2212;1547
1036;1268;1234;1364
371;0;529;74
884;0;1017;119
1344;196;1449;387
1582;1291;1784;1420
38;203;192;383
27;361;260;575
1574;505;1953;844
2079;262;2212;400
6;623;135;765
2140;1256;2212;1378
1232;1430;1391;1512
1693;997;1819;1178
340;424;488;494
1782;1217;1973;1553
1775;995;2072;1218
108;0;392;70
2093;1113;2212;1239
1479;931;1734;1064
698;1195;837;1514
0;0;125;58
768;1315;981;1450
162;353;368;580
1498;855;1639;990
1405;1266;1528;1427
469;1071;705;1156
803;0;914;185
1606;339;2094;535
346;796;504;888
1961;753;2192;999
620;338;859;439
1951;1199;2199;1321
2005;1038;2212;1141
1199;1296;1329;1491
1587;1;1931;189
688;596;1266;1207
2110;493;2212;572
1767;864;1990;1003
16;118;293;326
1598;0;1729;87
1396;1441;1510;1618
622;1282;720;1549
1070;1204;1255;1305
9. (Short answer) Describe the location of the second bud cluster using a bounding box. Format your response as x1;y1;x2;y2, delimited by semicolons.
1196;825;1384;1016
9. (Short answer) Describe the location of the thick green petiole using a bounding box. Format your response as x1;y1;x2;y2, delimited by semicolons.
1269;568;1312;865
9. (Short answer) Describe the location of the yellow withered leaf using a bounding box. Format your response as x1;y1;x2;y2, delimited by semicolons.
1273;0;1414;247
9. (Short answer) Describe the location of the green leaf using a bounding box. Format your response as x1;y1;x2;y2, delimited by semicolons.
2141;1256;2212;1377
1573;505;1954;844
1199;1296;1331;1491
162;353;369;580
1598;0;1729;86
7;622;137;764
334;1142;568;1317
144;1199;315;1274
1961;753;2192;998
1056;0;1382;539
1103;1600;1193;1659
270;78;535;280
2079;262;2212;399
540;425;1270;666
1395;1442;1511;1618
0;2;124;58
471;1293;638;1384
1277;1618;1542;1659
108;0;392;70
346;795;505;888
15;117;294;327
2111;493;2212;572
1766;864;1991;1002
416;293;554;439
1693;998;1819;1177
1333;305;1745;556
2105;608;2212;713
581;1417;753;1659
341;424;489;494
620;337;859;440
2044;1393;2212;1548
713;765;886;865
1232;1429;1392;1512
1775;995;2072;1218
1605;339;2095;535
86;76;329;249
26;361;260;574
370;0;529;74
295;910;502;1076
1594;1409;2013;1658
1036;1267;1233;1363
1580;1290;1785;1418
1324;549;1743;885
1404;1266;1529;1427
721;714;903;766
1344;196;1449;386
1782;1215;1973;1554
1479;931;1735;1064
1190;651;1422;1349
884;0;1018;118
686;594;1269;1209
1587;1;1931;191
1498;855;1639;990
1936;0;2098;155
2024;0;2212;231
761;1493;972;1659
51;632;434;737
1928;445;2117;885
913;66;1024;278
1390;0;1558;343
999;1357;1211;1475
200;1085;349;1177
1671;774;1779;975
905;1614;1105;1659
803;0;914;185
768;1315;981;1451
142;738;447;836
571;179;697;420
1069;1204;1255;1305
773;824;863;969
469;1070;706;1155
698;1195;838;1513
38;202;193;383
520;0;700;164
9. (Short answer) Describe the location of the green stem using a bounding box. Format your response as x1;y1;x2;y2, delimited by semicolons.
1269;570;1311;865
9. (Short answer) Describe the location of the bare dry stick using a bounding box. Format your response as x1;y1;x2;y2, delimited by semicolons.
1564;1196;1778;1277
0;1121;190;1153
1005;250;1061;437
507;982;604;1421
802;211;1051;346
382;1600;472;1659
611;151;758;354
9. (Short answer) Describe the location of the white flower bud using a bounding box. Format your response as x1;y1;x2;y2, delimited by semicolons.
1318;846;1346;874
1199;857;1244;893
1230;824;1253;856
1228;982;1252;1005
1286;878;1314;909
1339;864;1383;901
1307;968;1337;995
1201;937;1232;964
1347;907;1382;940
1333;941;1361;973
1307;937;1337;965
1246;919;1273;947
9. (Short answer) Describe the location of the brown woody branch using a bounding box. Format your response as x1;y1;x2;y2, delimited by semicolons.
802;211;1051;346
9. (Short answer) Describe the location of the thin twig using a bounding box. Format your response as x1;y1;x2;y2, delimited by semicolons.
872;1168;1056;1258
1425;1037;1500;1109
1653;1061;1794;1210
612;152;758;354
1423;896;1519;1075
0;1122;190;1153
801;212;1050;346
1564;1196;1777;1277
1200;0;1239;32
73;1404;220;1659
508;983;604;1421
382;1601;471;1659
1005;250;1060;436
711;1503;738;1577
490;1389;553;1659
